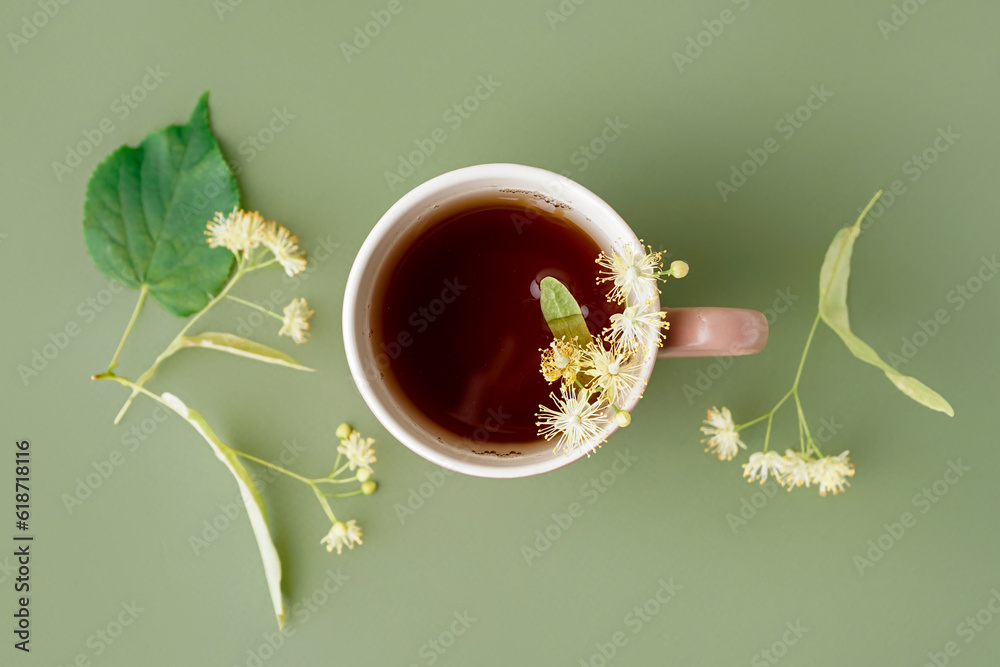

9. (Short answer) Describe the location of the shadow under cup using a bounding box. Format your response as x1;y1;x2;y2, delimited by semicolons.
343;166;658;478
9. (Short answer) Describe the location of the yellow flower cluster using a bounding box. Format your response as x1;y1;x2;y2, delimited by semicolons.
205;207;306;276
703;407;856;497
536;244;688;455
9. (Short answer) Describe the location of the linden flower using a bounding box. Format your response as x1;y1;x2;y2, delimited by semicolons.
263;223;306;276
668;260;689;279
320;520;363;555
700;406;746;461
279;298;313;344
810;451;856;497
780;450;813;489
338;430;377;472
583;341;643;405
743;451;786;484
205;207;267;256
607;305;667;353
596;244;663;304
540;338;584;385
536;385;608;456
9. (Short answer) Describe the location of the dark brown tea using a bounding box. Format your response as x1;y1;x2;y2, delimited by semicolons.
372;196;617;445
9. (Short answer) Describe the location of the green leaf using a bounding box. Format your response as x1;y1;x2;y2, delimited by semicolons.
540;277;593;345
818;192;954;416
83;92;239;317
159;391;286;628
180;332;315;371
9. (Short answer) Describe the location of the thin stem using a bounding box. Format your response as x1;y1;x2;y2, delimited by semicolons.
312;485;337;523
328;462;351;479
245;257;278;272
762;413;775;452
314;476;359;485
323;490;363;499
794;393;822;457
114;263;246;424
735;413;771;431
93;371;170;407
235;448;347;522
106;285;148;373
734;388;794;431
225;294;284;320
234;450;313;485
95;371;344;528
792;313;822;391
798;413;806;453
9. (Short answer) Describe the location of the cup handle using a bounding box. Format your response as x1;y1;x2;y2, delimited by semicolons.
657;307;768;358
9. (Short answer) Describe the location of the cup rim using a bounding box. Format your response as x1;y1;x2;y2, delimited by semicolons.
342;164;658;478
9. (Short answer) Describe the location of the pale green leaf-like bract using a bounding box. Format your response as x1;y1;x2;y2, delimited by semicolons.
540;276;593;345
818;195;954;416
159;392;286;628
180;332;315;372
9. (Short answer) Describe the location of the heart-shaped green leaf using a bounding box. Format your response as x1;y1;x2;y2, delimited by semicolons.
818;192;954;416
180;332;315;371
540;276;593;345
82;92;239;317
159;391;286;628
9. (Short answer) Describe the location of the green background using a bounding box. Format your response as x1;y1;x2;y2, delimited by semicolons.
3;0;999;665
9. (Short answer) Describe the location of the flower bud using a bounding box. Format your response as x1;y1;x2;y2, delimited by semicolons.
614;410;632;427
335;423;352;440
361;481;377;495
356;468;372;482
669;260;689;279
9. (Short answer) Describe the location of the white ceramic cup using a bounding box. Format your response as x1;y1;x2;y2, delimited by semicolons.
343;164;767;478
